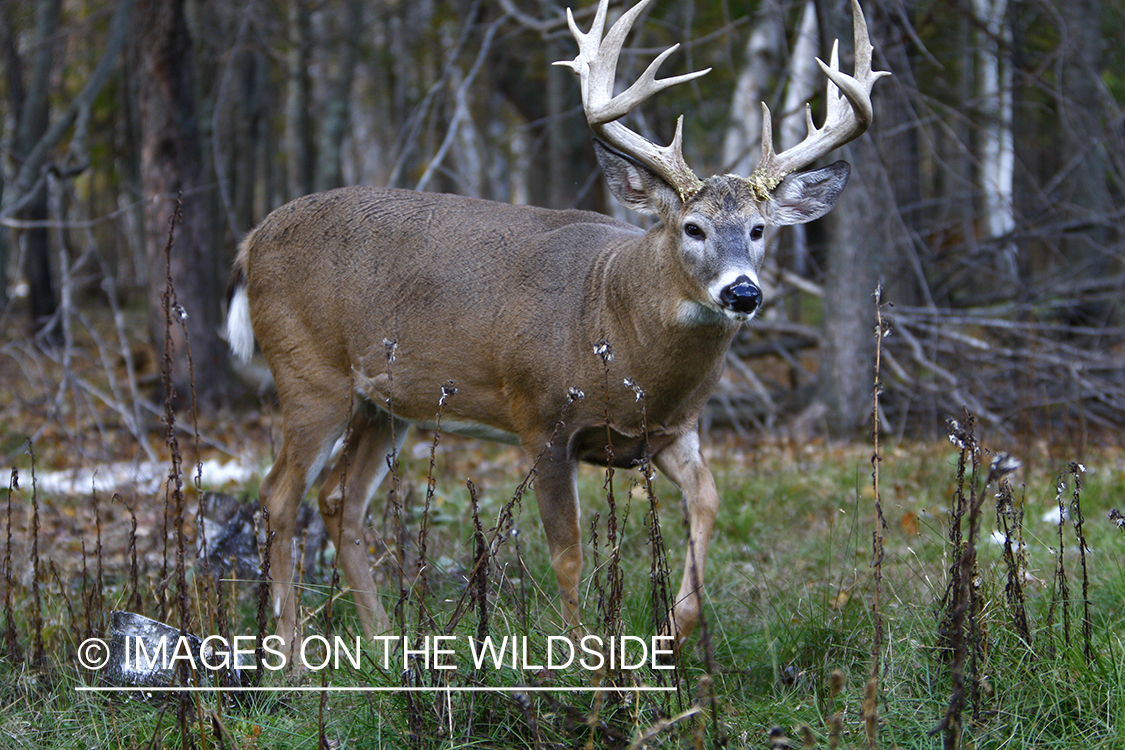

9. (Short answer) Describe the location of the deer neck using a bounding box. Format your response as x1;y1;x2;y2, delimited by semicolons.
584;229;739;426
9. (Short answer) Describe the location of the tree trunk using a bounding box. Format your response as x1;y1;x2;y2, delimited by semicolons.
545;37;571;210
818;150;882;437
0;167;6;316
721;0;783;176
14;0;62;340
135;0;230;407
20;189;55;336
286;0;314;199
233;47;266;232
814;0;887;438
872;0;927;308
1058;0;1113;282
973;0;1017;282
780;0;819;280
316;0;363;192
0;0;21;315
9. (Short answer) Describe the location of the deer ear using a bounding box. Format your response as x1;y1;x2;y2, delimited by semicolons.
770;161;851;226
594;140;682;217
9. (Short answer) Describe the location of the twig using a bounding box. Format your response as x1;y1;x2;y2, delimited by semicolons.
867;284;889;750
415;8;507;193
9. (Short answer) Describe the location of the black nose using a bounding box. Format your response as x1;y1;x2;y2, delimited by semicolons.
719;276;762;314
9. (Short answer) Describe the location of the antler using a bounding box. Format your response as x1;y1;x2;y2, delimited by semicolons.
555;0;711;200
748;0;890;199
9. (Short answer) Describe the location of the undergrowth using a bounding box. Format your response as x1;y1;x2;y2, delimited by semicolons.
3;414;1125;748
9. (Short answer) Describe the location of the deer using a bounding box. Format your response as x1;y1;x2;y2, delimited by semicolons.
226;0;887;663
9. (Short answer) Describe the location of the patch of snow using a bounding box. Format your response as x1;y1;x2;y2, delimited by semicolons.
35;459;259;497
990;529;1026;551
1041;505;1068;525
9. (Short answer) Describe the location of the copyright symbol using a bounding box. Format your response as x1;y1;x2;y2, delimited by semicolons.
78;638;111;671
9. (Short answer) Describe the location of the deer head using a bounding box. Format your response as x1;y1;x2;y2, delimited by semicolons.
557;0;888;320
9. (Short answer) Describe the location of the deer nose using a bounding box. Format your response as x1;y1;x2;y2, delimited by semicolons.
719;276;762;314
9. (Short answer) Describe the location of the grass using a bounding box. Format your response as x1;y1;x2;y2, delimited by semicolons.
3;428;1125;749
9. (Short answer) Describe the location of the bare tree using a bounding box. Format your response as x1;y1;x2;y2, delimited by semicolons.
135;0;230;407
973;0;1017;282
0;0;1119;438
0;0;132;331
813;0;893;437
8;0;62;340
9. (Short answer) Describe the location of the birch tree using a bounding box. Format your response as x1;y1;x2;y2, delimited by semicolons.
779;0;819;278
973;0;1016;281
722;0;784;176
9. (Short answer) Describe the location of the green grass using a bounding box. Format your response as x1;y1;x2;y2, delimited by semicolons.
3;434;1125;749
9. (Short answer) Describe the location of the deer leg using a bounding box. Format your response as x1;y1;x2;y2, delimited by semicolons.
530;445;583;630
652;430;719;650
316;406;408;639
260;395;349;664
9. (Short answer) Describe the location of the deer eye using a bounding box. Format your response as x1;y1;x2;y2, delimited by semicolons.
684;223;705;240
750;225;765;241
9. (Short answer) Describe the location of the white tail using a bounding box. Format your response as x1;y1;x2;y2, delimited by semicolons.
226;284;254;363
229;0;886;661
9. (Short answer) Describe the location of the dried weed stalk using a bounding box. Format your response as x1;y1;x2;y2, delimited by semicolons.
867;284;891;749
3;468;18;660
158;196;197;745
28;441;44;667
1068;462;1094;664
994;470;1030;644
1047;469;1071;652
934;413;982;750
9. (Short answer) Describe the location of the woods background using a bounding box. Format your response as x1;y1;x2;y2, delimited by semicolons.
1;0;1122;447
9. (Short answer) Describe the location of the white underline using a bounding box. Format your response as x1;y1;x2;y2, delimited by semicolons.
77;685;676;693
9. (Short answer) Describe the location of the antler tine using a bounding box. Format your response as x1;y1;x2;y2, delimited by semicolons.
748;0;890;199
555;0;710;200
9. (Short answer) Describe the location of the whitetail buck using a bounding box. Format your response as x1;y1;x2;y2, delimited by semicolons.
227;0;886;660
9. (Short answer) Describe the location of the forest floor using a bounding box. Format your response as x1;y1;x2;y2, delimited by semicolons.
2;298;1125;749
